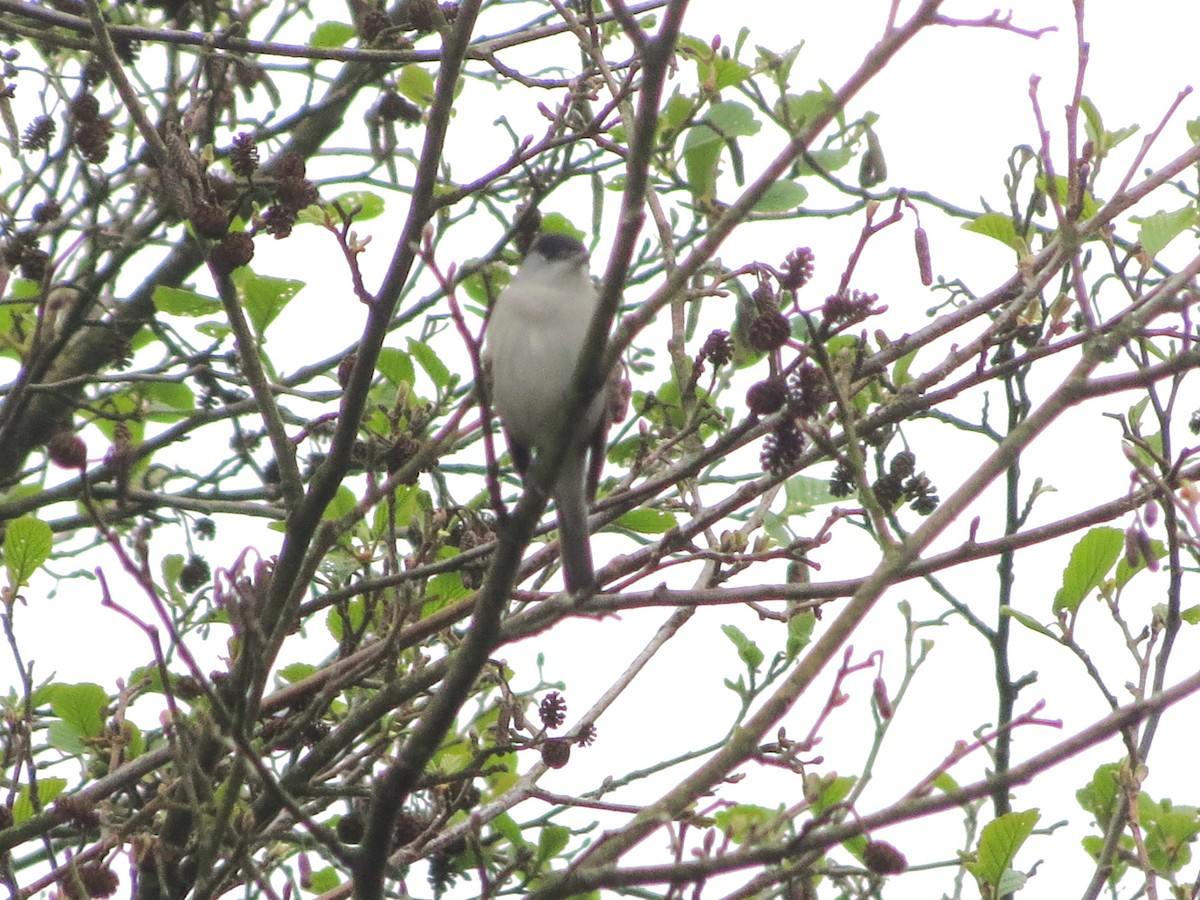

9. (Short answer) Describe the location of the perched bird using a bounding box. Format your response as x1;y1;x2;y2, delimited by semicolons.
485;232;612;592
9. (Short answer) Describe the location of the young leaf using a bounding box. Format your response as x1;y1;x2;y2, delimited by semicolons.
4;516;53;587
963;213;1020;251
46;682;109;738
1053;527;1123;614
1129;206;1198;260
964;809;1040;892
234;269;304;336
407;338;452;390
721;624;764;671
615;508;677;534
153;285;221;317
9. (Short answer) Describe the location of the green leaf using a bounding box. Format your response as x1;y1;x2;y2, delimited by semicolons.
1130;206;1198;259
683;101;761;202
277;663;317;684
46;682;108;737
776;88;835;128
144;380;196;421
310;21;355;49
615;508;677;534
1188;117;1200;146
153;285;221;317
963;212;1020;251
322;485;358;522
714;804;779;844
891;346;918;386
376;348;416;388
233;269;304;337
326;598;366;642
48;720;87;756
536;214;585;243
196;321;232;340
161;554;185;607
308;867;340;893
753;179;807;213
965;809;1039;890
658;89;696;140
398;65;436;106
783;474;837;513
537;824;571;864
1000;606;1057;640
1116;536;1165;587
407;338;453;390
1181;605;1200;625
712;56;752;90
326;190;385;222
721;624;764;671
461;261;510;307
785;611;815;662
4;515;53;587
809;774;856;814
12;778;67;825
1053;527;1123;614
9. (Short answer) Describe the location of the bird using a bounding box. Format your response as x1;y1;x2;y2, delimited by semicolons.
484;232;612;592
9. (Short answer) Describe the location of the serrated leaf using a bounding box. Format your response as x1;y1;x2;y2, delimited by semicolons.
1130;206;1198;259
153;285;221;317
712;57;751;90
47;682;108;737
1053;527;1123;614
966;809;1039;888
233;269;304;337
310;21;355;49
963;212;1020;250
376;348;415;388
407;338;452;390
615;508;677;534
4;515;53;587
721;624;764;671
753;179;807;212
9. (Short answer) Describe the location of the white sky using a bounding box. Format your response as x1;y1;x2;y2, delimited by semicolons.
6;1;1200;897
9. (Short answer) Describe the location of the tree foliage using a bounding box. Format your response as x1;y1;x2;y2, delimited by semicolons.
1;0;1199;898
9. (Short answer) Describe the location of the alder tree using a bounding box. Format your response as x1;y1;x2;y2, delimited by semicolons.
1;1;1199;898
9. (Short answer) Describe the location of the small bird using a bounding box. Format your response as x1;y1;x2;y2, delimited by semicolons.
485;233;611;592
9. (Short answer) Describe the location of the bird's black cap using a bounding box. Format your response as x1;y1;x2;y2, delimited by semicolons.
529;232;587;261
